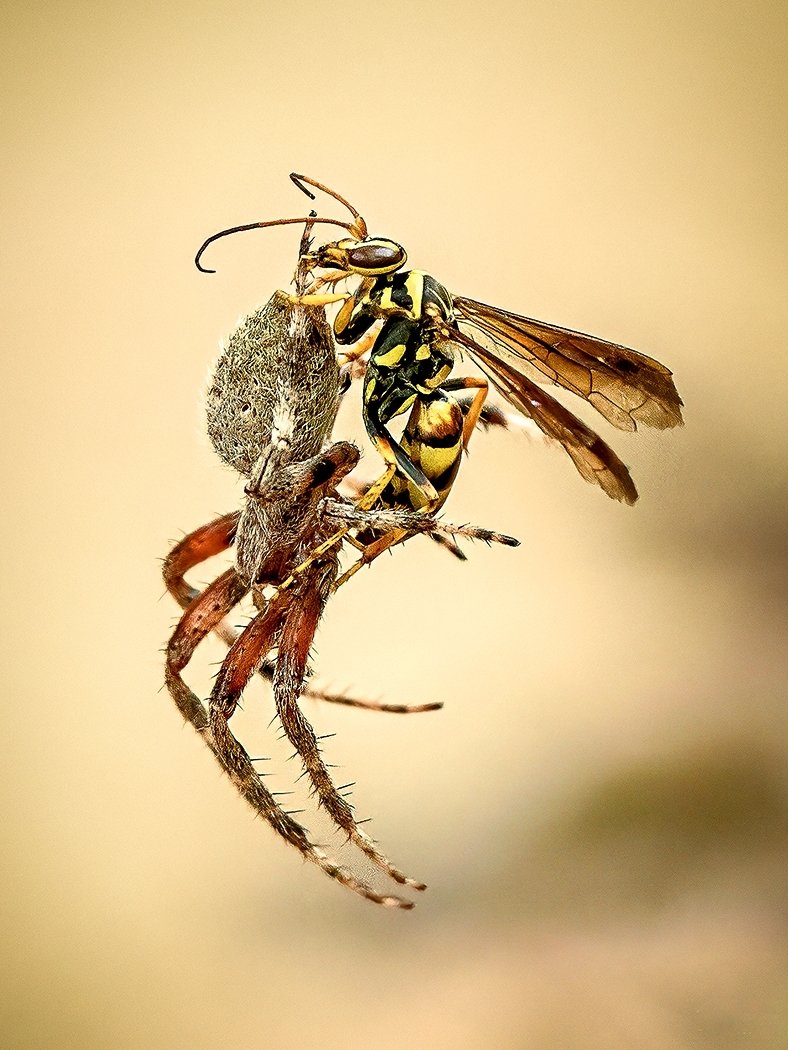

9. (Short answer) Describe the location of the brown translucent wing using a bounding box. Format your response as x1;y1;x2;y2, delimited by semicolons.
453;295;684;432
449;328;639;504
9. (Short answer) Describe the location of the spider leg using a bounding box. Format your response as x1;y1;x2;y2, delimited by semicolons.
273;564;426;892
303;686;442;715
320;500;519;588
209;586;415;908
164;507;436;716
163;511;240;609
254;656;442;714
165;566;249;728
428;532;467;561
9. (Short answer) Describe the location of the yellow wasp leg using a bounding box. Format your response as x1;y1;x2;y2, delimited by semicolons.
275;462;398;594
336;326;381;366
334;529;409;589
283;292;349;307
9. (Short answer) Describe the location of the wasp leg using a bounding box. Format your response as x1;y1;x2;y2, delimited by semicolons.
336;326;381;368
274;568;426;892
282;291;349;307
443;376;489;451
364;411;440;509
209;586;414;908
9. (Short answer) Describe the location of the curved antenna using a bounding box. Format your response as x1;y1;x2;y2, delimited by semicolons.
290;173;368;239
194;215;357;273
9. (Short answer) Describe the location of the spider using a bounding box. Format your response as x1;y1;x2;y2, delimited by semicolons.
163;220;518;907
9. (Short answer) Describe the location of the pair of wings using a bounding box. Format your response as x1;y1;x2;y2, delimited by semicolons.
448;296;684;504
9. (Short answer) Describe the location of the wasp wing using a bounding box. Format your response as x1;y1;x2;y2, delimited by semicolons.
449;328;638;504
453;295;684;432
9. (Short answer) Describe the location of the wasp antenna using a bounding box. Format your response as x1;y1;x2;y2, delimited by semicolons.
194;215;357;273
289;173;368;240
290;173;316;201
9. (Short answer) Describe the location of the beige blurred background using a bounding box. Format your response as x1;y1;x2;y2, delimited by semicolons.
2;2;786;1047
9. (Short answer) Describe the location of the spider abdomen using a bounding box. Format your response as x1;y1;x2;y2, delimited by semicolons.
206;291;340;477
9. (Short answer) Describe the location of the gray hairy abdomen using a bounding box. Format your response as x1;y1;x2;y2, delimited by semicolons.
206;290;339;477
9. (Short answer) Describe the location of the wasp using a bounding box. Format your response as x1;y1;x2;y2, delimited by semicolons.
196;175;684;576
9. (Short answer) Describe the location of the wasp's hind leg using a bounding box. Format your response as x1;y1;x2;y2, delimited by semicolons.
443;376;489;451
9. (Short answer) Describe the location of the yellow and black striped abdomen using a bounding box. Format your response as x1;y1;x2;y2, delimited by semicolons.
387;393;464;512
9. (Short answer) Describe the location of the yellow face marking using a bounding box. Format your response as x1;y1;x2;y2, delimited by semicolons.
365;376;376;398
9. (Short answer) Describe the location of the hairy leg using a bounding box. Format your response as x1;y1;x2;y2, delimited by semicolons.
208;589;414;908
164;512;435;715
163;511;240;604
274;566;426;891
163;512;241;649
321;499;520;588
165;566;249;727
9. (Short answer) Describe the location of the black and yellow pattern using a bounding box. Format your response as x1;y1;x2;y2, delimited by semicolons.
332;268;465;511
195;173;683;517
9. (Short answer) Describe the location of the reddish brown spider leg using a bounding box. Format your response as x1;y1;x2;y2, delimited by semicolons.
162;511;259;669
165;567;249;729
163;511;240;608
163;514;437;715
274;566;427;892
209;587;414;908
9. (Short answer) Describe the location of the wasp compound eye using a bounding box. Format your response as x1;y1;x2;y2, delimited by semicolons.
347;239;407;276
